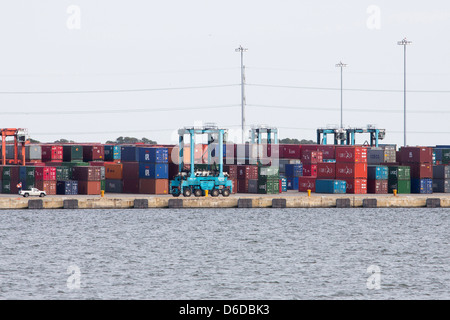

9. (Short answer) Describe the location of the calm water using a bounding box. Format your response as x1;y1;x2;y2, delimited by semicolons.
0;208;448;300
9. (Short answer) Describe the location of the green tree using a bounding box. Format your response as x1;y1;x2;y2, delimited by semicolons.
279;138;315;144
106;137;158;144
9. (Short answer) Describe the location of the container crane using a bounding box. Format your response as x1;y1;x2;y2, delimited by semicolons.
1;128;28;165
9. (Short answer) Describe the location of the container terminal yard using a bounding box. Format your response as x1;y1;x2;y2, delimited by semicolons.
0;126;449;209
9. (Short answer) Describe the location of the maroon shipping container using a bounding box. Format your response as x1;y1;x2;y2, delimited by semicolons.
344;179;367;194
409;163;433;179
298;177;316;192
317;145;336;160
237;165;258;180
223;165;238;179
230;179;238;194
139;179;169;195
9;166;20;181
335;146;367;163
123;178;139;194
400;147;433;164
83;145;105;162
77;181;101;195
280;144;301;159
72;166;101;181
237;179;249;193
302;164;318;177
41;145;63;162
122;162;140;180
301;151;323;164
367;180;388;194
35;167;56;181
317;163;336;179
300;144;318;157
35;180;57;195
168;163;179;180
336;163;368;179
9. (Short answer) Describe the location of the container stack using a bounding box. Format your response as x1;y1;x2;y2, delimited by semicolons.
387;166;411;194
104;145;121;162
433;165;450;193
257;166;280;194
72;166;102;195
19;166;36;190
223;165;238;194
35;166;57;195
400;147;433;194
367;145;397;165
315;179;346;194
284;163;302;190
367;165;388;194
138;147;169;195
41;145;63;164
1;166;20;194
237;165;258;193
104;162;123;193
335;146;367;194
25;145;43;165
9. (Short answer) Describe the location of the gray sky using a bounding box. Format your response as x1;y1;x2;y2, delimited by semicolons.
1;0;449;147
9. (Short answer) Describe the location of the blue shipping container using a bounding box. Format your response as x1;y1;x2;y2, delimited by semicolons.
280;177;287;192
286;177;299;190
104;145;121;161
138;148;169;163
368;165;388;180
56;180;78;195
139;163;169;179
315;179;347;194
120;146;138;162
411;178;433;194
285;164;303;177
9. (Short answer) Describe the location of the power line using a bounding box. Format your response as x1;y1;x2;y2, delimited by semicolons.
0;84;240;95
3;104;240;116
247;83;450;93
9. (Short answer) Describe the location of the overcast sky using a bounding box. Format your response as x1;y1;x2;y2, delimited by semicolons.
1;0;449;147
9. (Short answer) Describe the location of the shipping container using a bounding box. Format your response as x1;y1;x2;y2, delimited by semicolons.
388;180;411;194
367;179;388;194
121;162;139;180
315;179;346;194
55;166;71;181
388;166;411;181
77;181;101;195
335;146;367;163
317;163;336;179
56;180;78;195
278;159;301;173
433;165;450;179
139;179;169;194
104;145;121;161
411;179;433;194
104;162;123;180
279;144;301;159
302;164;318;177
237;165;259;180
248;179;258;193
301;150;323;164
335;162;367;179
317;145;335;160
82;145;104;162
367;165;388;180
286;177;299;190
257;178;279;194
105;179;123;193
258;166;279;177
280;177;287;192
35;167;56;181
284;164;302;177
25;145;42;161
367;148;384;165
72;166;102;181
122;178;139;194
138;163;169;179
137;147;169;163
400;146;433;164
432;179;450;193
41;145;63;162
298;177;316;192
344;179;367;194
237;179;249;193
410;163;433;179
35;180;57;195
63;145;83;162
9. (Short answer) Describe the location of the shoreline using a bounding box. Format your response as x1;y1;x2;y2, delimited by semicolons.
0;191;449;209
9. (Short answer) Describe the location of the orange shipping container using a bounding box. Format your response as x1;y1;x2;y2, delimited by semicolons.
139;179;169;194
77;181;101;195
104;162;123;180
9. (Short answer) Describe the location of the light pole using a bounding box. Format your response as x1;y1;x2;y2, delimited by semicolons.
335;61;347;130
236;45;248;144
397;38;412;147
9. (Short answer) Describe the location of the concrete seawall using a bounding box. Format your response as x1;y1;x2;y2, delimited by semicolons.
0;193;449;209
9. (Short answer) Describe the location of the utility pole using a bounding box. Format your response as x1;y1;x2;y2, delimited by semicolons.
335;61;347;130
397;38;412;147
236;45;248;144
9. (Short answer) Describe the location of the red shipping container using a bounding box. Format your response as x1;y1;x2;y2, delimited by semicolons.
317;163;336;179
237;179;249;193
410;163;433;179
317;145;336;160
35;180;57;195
400;147;433;164
230;179;238;194
335;146;367;163
237;165;258;180
139;179;168;194
367;180;388;194
223;165;238;179
9;166;20;181
72;167;101;181
122;162;140;180
280;144;301;159
123;178;139;194
336;163;367;179
83;145;105;162
77;181;101;195
302;164;318;177
41;145;63;162
298;177;316;192
344;179;367;194
300;144;318;157
301;151;323;164
89;161;105;166
35;167;57;181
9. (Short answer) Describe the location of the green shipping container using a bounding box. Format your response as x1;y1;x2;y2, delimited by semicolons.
388;166;410;181
257;178;279;194
56;166;71;181
60;162;90;169
442;149;450;164
25;179;35;189
63;145;84;162
2;180;11;194
2;166;11;181
388;179;411;194
101;180;105;191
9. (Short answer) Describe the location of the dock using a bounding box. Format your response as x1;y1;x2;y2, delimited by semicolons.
0;192;449;209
